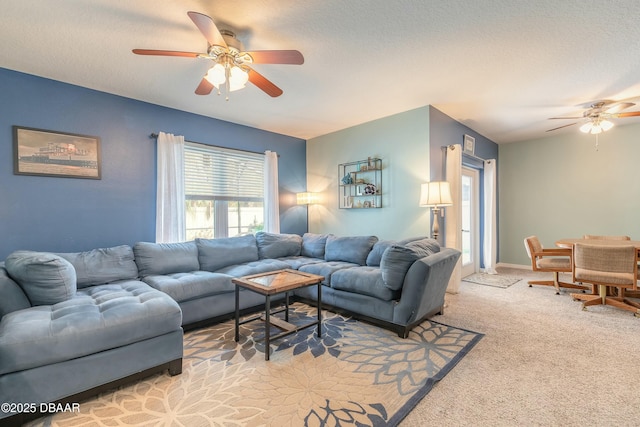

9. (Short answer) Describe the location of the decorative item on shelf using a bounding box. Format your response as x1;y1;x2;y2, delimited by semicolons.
363;201;371;208
359;163;368;171
341;174;353;185
364;183;377;195
356;200;363;208
296;192;318;205
343;196;352;208
367;157;375;169
419;181;453;240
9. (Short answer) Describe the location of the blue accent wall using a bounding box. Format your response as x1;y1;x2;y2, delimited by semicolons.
428;106;499;265
0;68;307;259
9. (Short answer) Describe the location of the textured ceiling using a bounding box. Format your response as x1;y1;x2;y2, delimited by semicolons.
3;0;640;143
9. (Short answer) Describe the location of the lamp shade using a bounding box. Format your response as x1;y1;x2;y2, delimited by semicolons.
296;192;317;205
419;181;453;207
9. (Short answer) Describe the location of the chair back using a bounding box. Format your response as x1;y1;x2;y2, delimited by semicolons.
583;234;631;240
524;236;542;260
573;243;637;286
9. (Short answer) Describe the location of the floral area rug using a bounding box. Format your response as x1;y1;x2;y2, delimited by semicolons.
463;272;521;289
30;303;482;427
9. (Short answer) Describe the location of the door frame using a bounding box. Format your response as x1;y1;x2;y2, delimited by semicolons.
461;166;480;277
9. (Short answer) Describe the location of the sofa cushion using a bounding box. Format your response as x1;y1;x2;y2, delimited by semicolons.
0;266;31;319
255;232;302;259
0;280;181;375
214;259;291;277
197;235;259;272
299;261;360;286
142;271;234;302
277;256;325;270
134;241;200;276
58;245;138;288
380;238;441;290
325;235;378;266
5;251;77;306
366;239;396;266
330;266;398;301
301;233;329;258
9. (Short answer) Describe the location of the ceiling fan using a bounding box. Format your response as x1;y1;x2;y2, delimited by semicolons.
132;11;304;99
547;98;640;134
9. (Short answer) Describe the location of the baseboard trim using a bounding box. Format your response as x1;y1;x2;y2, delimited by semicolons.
496;262;530;270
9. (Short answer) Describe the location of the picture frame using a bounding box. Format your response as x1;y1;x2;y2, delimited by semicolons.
463;134;475;155
13;126;101;179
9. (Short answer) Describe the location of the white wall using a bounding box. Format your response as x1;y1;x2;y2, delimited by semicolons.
306;106;431;239
499;122;640;265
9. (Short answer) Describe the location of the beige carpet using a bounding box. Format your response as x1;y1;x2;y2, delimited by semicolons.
401;266;640;427
28;304;481;426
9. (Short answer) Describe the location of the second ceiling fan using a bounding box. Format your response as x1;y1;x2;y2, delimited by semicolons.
547;98;640;134
133;11;304;99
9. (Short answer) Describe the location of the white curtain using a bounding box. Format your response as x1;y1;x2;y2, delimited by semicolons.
155;132;185;243
483;159;498;274
445;144;462;293
263;150;280;233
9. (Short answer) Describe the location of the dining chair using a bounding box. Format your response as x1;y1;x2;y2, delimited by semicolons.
523;236;587;295
583;234;631;240
570;243;640;316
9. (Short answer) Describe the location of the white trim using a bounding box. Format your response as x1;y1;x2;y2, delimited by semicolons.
496;262;530;270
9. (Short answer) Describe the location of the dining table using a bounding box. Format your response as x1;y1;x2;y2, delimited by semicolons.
555;238;640;252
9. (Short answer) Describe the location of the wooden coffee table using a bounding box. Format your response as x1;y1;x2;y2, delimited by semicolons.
233;269;324;360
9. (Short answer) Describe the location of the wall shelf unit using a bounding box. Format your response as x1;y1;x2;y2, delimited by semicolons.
338;158;382;209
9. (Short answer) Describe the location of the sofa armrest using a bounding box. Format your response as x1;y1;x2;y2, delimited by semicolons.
0;266;31;318
392;248;461;325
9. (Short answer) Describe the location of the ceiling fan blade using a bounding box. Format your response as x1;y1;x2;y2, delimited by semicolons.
247;67;283;97
245;50;304;65
195;77;214;95
187;11;227;48
548;116;583;120
604;102;635;114
546;122;577;132
132;49;201;57
615;111;640;118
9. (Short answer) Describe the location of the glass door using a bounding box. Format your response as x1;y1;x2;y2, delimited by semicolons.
461;167;480;277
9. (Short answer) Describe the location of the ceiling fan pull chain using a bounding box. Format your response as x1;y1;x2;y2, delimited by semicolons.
595;134;599;151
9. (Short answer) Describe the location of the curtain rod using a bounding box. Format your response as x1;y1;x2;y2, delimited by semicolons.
149;133;278;157
446;144;491;163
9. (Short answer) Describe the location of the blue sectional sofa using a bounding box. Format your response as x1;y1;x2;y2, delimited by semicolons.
0;232;459;425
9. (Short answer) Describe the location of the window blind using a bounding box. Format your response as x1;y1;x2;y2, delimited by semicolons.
184;142;264;201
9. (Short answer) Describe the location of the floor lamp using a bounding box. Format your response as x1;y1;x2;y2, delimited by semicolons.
419;181;453;241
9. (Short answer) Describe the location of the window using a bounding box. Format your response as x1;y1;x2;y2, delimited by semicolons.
184;143;264;240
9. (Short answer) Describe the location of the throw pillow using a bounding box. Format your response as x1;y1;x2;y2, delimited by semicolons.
5;251;77;306
366;239;396;266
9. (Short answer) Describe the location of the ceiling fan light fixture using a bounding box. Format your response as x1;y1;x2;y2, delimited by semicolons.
205;63;226;86
229;66;249;91
600;119;614;131
579;122;593;133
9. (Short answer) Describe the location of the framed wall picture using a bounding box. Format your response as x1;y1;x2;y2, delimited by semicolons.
463;134;475;155
13;126;101;179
